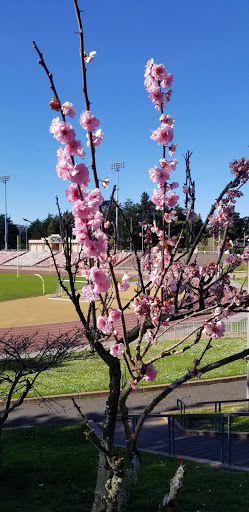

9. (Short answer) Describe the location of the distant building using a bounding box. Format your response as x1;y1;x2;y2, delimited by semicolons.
29;235;81;253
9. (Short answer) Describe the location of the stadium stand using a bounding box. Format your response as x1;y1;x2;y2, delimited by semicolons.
37;252;80;268
0;251;26;264
3;252;53;266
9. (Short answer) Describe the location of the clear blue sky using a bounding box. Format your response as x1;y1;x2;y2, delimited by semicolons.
0;0;249;227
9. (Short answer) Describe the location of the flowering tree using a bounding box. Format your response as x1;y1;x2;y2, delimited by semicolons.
33;1;249;510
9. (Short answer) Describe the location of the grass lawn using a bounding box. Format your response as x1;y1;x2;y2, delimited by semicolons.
234;277;248;287
0;273;87;301
4;336;246;398
1;424;249;512
176;404;249;432
0;273;136;301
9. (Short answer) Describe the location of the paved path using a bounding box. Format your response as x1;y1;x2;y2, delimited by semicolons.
2;377;248;468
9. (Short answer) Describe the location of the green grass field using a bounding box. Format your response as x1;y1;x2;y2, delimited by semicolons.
0;273;134;301
4;336;246;398
2;424;249;512
0;273;86;301
234;277;248;287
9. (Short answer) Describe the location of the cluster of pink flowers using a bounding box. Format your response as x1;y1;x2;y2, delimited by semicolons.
229;157;249;183
143;363;158;382
110;343;124;357
209;203;235;229
145;60;179;222
144;59;173;111
203;319;225;339
118;273;130;292
97;308;122;335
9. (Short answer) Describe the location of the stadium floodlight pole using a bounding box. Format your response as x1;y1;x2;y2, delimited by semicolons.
0;176;10;250
110;162;124;250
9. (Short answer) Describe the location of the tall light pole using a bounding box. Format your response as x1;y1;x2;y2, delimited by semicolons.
110;162;124;250
0;176;10;250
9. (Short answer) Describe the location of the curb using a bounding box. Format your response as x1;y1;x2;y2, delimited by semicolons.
3;374;246;407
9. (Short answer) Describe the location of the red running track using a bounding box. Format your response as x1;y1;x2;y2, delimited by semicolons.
0;313;138;348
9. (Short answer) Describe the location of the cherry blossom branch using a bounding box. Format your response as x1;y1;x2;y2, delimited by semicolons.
33;41;66;122
73;0;99;188
72;398;113;457
185;174;241;265
112;198;145;294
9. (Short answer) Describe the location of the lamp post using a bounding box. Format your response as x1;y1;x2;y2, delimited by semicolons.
110;162;124;250
0;176;10;250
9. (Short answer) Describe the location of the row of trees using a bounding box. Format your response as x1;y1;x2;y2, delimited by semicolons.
1;203;249;251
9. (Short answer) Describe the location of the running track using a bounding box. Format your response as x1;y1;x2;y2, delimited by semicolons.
0;312;138;347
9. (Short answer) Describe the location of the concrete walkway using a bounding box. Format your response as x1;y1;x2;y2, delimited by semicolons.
2;377;249;467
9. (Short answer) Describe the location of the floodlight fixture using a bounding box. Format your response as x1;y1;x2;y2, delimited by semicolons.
0;175;10;250
110;162;124;250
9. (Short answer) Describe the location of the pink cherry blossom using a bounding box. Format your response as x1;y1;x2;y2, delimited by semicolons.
89;267;110;294
161;73;173;89
118;273;130;291
82;284;95;302
50;118;76;145
84;51;96;63
87;128;104;147
152;62;167;80
144;329;155;343
101;177;109;188
79;110;100;132
65;184;82;203
108;308;122;323
151;188;165;210
143;363;157;382
110;343;125;357
69;163;90;187
129;379;139;390
165;192;179;208
97;315;112;334
148;166;170;184
64;139;85;158
168;144;177;156
203;320;225;339
88;211;104;230
151;126;174;146
61;102;76;118
160;114;175;127
72;199;90;220
83;232;108;258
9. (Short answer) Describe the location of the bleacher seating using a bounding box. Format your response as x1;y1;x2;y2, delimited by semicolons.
0;251;26;264
4;252;52;266
37;252;81;268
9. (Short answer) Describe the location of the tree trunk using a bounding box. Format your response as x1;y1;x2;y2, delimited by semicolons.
0;427;3;477
91;451;140;512
91;453;111;512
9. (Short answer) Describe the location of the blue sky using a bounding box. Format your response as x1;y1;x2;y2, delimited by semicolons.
0;0;249;227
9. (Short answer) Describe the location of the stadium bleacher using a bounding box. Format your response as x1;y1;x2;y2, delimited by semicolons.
0;251;26;264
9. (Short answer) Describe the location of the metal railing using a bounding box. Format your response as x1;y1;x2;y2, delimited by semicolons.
129;409;249;467
176;398;249;430
160;317;248;340
166;412;249;466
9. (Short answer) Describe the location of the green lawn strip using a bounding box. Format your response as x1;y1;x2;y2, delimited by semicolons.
233;262;248;272
0;273;86;301
174;404;249;432
3;337;246;398
0;273;136;301
234;277;248;287
2;424;249;512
